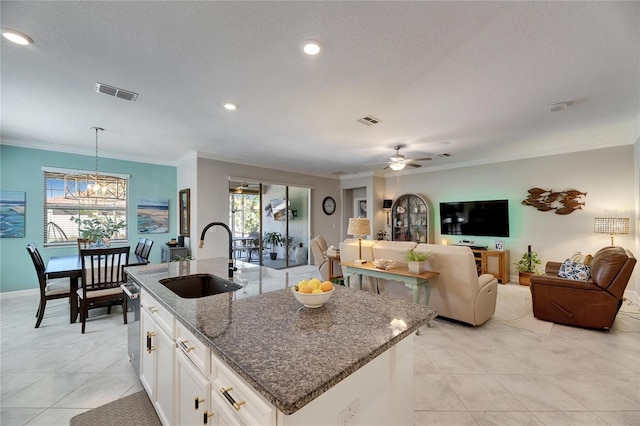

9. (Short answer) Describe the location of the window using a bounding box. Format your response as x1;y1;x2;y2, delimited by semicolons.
44;168;128;245
229;193;260;238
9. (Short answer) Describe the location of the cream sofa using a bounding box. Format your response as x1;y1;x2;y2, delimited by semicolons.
339;239;498;326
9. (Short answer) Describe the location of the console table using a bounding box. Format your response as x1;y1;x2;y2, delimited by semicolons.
342;261;439;306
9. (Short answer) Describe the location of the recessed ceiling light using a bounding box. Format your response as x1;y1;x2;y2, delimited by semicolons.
302;40;321;56
224;103;237;111
2;29;34;45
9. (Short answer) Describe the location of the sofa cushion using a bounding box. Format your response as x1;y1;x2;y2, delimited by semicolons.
570;251;593;266
558;259;592;281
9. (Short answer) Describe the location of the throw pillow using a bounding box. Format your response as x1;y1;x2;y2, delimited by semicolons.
570;251;593;266
558;258;591;281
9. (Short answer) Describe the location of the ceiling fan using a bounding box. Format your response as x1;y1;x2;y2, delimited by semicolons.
381;145;432;171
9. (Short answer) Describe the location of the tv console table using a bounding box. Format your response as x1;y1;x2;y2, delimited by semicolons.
471;249;510;284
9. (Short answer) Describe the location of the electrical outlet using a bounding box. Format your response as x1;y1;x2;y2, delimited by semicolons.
337;398;360;426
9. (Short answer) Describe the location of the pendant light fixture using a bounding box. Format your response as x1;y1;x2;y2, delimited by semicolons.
89;126;104;197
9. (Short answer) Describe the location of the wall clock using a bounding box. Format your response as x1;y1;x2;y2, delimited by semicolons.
322;196;336;215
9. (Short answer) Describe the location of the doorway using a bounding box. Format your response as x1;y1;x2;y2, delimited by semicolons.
229;179;310;269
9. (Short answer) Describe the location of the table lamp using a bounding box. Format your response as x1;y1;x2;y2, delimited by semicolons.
594;217;629;245
347;217;370;264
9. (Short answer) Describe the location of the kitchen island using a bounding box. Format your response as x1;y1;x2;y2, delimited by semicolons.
125;258;437;425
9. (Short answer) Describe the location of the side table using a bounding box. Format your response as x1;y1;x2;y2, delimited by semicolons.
326;253;342;280
161;246;188;263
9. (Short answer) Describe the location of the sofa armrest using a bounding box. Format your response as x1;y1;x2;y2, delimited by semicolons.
544;262;563;275
530;274;598;291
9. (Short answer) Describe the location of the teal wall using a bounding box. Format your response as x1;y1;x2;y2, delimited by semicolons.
0;145;177;293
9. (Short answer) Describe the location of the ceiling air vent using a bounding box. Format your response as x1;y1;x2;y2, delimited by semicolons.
95;83;138;102
357;115;381;126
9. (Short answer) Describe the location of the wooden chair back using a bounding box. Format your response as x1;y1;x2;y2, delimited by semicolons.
80;246;130;292
134;238;147;256
140;239;154;260
77;238;90;252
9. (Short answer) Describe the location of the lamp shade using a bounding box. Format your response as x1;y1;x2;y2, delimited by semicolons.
347;218;370;237
594;217;629;245
594;218;629;235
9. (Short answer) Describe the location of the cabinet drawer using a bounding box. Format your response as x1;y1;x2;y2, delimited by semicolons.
211;354;275;426
140;291;174;337
176;321;210;377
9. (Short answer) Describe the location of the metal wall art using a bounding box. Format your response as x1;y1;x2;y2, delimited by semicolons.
522;188;586;215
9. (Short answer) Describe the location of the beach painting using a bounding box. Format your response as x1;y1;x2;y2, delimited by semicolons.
0;191;26;238
137;198;169;234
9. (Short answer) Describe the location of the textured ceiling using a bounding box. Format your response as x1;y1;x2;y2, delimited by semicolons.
1;1;638;177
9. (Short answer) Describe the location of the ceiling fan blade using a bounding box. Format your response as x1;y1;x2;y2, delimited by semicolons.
407;163;422;168
407;157;432;162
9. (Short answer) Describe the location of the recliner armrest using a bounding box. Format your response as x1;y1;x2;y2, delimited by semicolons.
530;274;598;291
544;262;563;275
478;273;497;289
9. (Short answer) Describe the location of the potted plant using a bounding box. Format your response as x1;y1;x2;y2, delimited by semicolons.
70;214;126;247
404;249;432;274
515;245;541;286
264;231;285;260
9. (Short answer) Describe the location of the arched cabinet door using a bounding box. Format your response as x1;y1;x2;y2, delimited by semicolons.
391;194;430;243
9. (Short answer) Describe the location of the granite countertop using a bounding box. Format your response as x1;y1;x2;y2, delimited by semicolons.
125;258;437;415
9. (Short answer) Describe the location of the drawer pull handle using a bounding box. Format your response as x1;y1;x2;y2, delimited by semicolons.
178;339;195;353
146;331;156;353
203;410;214;424
195;396;204;410
220;387;246;410
148;306;159;314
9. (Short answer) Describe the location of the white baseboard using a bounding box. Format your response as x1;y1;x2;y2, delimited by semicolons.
0;288;38;300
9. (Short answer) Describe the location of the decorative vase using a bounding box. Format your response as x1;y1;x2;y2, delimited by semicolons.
518;272;533;286
270;252;277;260
408;261;424;274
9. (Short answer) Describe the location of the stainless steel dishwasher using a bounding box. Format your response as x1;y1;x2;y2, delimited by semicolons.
121;281;141;377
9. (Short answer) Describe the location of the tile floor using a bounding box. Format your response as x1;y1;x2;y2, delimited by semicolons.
1;267;639;426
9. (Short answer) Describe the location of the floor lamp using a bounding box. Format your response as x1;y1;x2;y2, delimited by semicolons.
347;217;370;265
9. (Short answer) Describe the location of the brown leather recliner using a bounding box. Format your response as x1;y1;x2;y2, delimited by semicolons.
530;246;636;330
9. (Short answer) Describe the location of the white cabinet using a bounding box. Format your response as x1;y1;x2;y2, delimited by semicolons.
140;291;175;426
210;353;276;426
176;321;212;426
176;350;213;425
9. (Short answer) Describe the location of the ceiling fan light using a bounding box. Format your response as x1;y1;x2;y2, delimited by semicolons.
389;162;405;171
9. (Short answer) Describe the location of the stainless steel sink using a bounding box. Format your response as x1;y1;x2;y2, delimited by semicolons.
159;274;242;298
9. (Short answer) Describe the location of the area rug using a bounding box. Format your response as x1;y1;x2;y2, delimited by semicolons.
492;284;554;335
70;391;160;426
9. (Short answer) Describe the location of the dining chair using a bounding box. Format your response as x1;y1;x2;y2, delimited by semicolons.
140;239;154;261
134;238;147;256
77;238;90;252
26;243;72;328
78;246;130;333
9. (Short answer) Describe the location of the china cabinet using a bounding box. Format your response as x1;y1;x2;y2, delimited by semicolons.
392;194;430;243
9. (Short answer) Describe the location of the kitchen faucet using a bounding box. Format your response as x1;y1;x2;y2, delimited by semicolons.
199;222;236;279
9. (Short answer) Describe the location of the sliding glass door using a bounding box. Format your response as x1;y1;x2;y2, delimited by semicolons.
229;179;309;269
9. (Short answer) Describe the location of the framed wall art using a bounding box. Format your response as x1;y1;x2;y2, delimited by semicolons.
179;188;190;236
137;198;169;233
0;191;26;238
354;198;367;218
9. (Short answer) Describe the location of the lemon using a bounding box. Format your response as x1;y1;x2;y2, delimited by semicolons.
298;285;312;294
297;278;308;287
308;278;322;290
311;288;323;294
320;281;334;292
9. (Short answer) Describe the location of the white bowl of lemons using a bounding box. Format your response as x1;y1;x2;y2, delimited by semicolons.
292;278;334;308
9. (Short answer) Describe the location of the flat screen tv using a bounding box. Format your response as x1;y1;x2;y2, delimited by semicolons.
440;199;510;237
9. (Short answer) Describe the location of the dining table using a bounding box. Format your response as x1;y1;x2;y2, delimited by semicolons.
45;251;148;324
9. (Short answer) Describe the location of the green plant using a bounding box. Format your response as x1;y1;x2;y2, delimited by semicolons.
264;231;285;253
70;214;126;242
515;246;541;273
404;249;431;262
171;255;194;262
